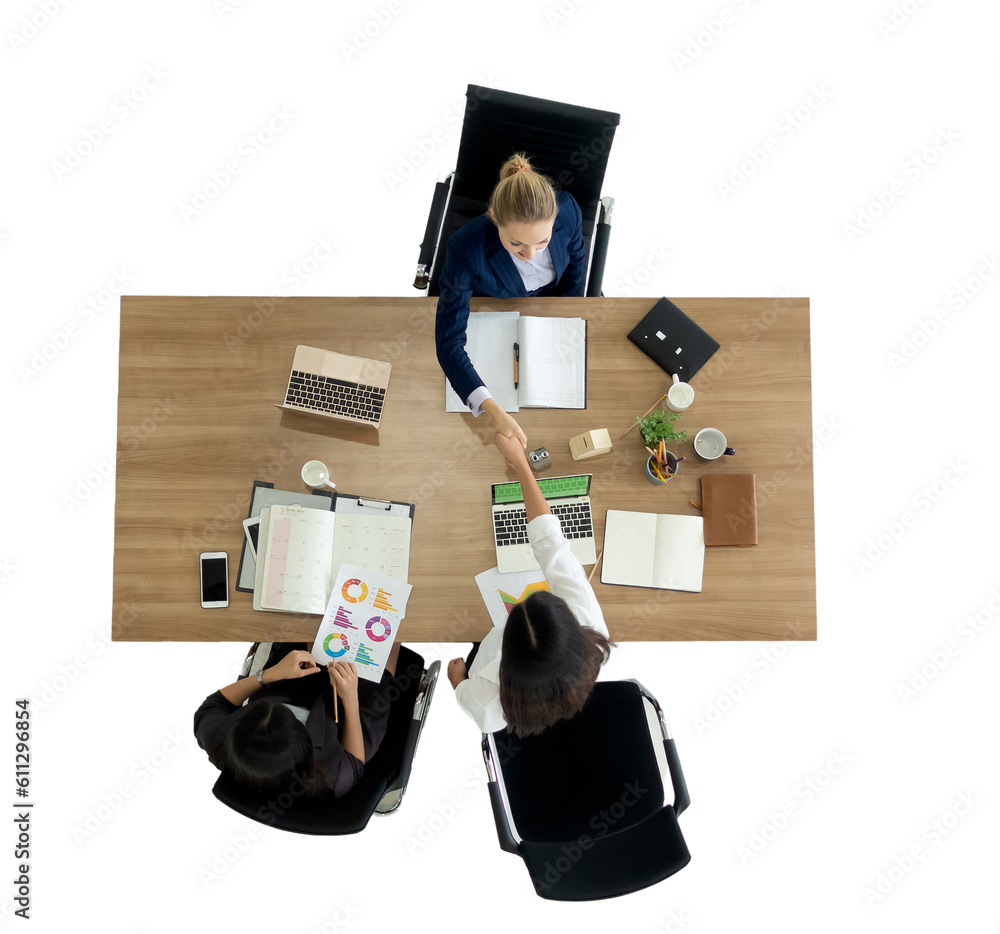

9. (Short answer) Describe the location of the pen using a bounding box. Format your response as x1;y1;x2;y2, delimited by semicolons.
513;343;519;390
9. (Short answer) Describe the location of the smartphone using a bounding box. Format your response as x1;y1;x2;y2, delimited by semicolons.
199;552;229;608
242;516;260;560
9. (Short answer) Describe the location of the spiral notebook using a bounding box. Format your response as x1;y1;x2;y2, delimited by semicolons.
601;509;705;593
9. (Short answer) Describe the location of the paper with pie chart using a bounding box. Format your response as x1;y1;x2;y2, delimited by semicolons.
310;564;412;682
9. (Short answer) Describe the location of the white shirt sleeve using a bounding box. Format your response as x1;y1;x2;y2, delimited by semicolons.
453;626;508;734
466;385;493;417
527;513;609;637
452;515;608;734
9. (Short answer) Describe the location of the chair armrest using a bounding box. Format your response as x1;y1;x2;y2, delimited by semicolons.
585;196;614;297
630;677;690;817
414;178;453;289
482;735;519;854
382;661;441;801
663;737;690;817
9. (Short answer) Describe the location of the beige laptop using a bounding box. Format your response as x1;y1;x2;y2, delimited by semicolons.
275;345;391;428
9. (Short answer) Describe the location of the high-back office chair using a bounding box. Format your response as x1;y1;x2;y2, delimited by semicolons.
211;642;440;834
482;680;691;900
414;85;620;298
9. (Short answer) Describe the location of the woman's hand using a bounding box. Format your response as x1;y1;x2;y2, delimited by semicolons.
328;661;360;710
263;650;321;685
495;431;529;470
481;399;527;450
447;658;468;689
491;410;528;449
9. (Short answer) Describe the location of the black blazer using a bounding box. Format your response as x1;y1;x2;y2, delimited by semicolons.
435;189;586;405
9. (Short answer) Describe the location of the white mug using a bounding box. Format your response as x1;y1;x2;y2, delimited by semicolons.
666;373;695;413
301;460;336;490
694;428;735;460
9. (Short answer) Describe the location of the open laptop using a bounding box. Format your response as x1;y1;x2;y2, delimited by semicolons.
275;345;392;429
491;474;597;573
627;297;720;381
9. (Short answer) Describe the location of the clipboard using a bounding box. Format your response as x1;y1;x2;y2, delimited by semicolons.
236;480;335;593
330;491;415;522
249;490;416;613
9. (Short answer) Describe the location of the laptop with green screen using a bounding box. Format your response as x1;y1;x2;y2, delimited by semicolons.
490;474;596;573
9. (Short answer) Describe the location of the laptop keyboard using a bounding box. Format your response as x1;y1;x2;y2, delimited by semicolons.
494;501;594;547
284;370;386;424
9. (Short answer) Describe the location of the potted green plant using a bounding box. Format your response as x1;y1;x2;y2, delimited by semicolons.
636;409;686;485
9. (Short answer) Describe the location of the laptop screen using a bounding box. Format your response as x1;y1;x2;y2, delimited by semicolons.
492;474;592;505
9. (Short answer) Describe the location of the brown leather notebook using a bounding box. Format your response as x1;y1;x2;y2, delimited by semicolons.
701;474;758;546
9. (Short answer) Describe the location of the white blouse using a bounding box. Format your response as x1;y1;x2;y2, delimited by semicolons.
454;513;608;733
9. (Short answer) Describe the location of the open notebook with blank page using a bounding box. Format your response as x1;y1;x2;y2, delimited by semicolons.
601;510;705;592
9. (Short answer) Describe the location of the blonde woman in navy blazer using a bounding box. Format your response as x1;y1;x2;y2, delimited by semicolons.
435;153;587;448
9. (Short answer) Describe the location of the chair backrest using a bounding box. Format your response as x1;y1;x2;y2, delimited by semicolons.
429;85;620;296
494;681;664;841
488;680;690;899
212;647;425;834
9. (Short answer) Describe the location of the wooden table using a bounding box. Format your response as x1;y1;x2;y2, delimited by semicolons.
113;296;815;642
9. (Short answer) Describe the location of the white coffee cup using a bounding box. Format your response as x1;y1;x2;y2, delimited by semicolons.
666;373;695;413
694;428;736;460
301;460;336;490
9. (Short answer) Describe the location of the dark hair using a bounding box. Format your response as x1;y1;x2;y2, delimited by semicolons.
220;702;330;798
499;591;612;736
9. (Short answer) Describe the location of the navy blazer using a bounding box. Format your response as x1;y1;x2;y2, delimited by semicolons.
435;189;586;405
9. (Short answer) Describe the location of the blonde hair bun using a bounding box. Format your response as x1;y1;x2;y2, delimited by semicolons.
490;153;557;226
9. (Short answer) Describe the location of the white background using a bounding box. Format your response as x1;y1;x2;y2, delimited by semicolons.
2;0;998;931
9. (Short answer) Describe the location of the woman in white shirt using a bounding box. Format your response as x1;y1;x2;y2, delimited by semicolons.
447;433;612;735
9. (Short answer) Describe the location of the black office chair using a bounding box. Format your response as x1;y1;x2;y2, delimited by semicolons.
414;85;620;298
211;642;440;834
482;680;691;900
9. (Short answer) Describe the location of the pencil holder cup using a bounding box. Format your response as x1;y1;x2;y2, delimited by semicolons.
645;452;680;485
